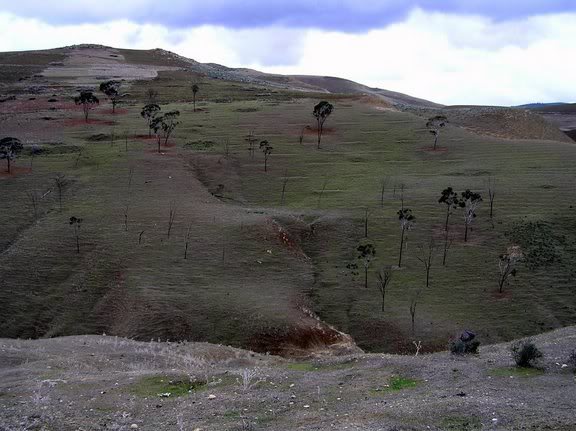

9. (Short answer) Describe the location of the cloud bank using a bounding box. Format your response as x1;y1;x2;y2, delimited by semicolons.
2;0;575;31
0;5;574;106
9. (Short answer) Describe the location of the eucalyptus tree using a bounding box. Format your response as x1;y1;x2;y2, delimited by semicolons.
259;140;273;172
426;115;448;150
74;90;99;122
460;190;482;242
438;187;460;231
357;241;376;289
0;137;23;173
397;208;415;268
99;80;127;113
141;103;161;136
313;101;334;149
192;84;199;112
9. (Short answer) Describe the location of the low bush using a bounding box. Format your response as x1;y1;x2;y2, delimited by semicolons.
511;341;543;368
450;330;480;355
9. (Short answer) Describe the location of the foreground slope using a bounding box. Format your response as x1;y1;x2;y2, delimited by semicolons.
1;328;575;430
1;45;576;356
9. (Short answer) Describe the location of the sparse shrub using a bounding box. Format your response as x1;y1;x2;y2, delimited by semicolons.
450;330;480;355
511;341;543;368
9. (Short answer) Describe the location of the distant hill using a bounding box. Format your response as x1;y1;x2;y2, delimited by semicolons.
516;102;569;109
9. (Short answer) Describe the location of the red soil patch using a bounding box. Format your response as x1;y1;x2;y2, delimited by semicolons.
491;289;513;300
61;118;117;127
266;219;309;260
303;126;336;136
0;166;32;178
249;316;357;357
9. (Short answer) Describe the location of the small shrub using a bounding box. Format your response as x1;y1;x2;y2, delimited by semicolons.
450;330;480;355
511;341;543;368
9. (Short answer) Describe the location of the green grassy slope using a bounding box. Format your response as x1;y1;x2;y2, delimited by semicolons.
1;58;575;354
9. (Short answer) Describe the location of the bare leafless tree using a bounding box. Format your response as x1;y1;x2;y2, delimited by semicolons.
223;138;230;158
69;216;82;254
376;267;393;312
409;288;422;335
167;201;177;239
138;230;145;245
184;222;192;259
128;167;134;188
280;170;289;206
380;176;389;207
487;177;496;226
27;189;39;220
245;130;257;158
417;238;437;289
124;130;129;152
123;203;129;232
147;88;158;103
317;178;329;208
54;174;68;212
299;126;310;145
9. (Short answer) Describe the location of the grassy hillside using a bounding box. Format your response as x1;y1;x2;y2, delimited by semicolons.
1;48;575;356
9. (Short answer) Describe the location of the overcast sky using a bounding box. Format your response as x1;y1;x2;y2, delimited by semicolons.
1;1;575;105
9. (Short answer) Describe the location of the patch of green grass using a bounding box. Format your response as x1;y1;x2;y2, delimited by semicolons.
489;367;545;378
440;415;482;431
128;375;206;398
370;375;419;394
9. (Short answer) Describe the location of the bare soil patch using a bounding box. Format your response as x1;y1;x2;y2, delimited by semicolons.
0;166;32;178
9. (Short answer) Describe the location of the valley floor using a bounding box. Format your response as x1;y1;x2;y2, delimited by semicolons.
1;327;575;430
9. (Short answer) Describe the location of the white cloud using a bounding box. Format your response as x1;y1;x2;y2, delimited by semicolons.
0;9;574;105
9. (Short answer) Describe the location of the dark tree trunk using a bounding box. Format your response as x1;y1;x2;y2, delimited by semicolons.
433;134;438;150
398;228;405;267
364;266;368;289
317;119;322;149
442;230;449;266
6;157;10;174
193;94;196;112
464;223;469;242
